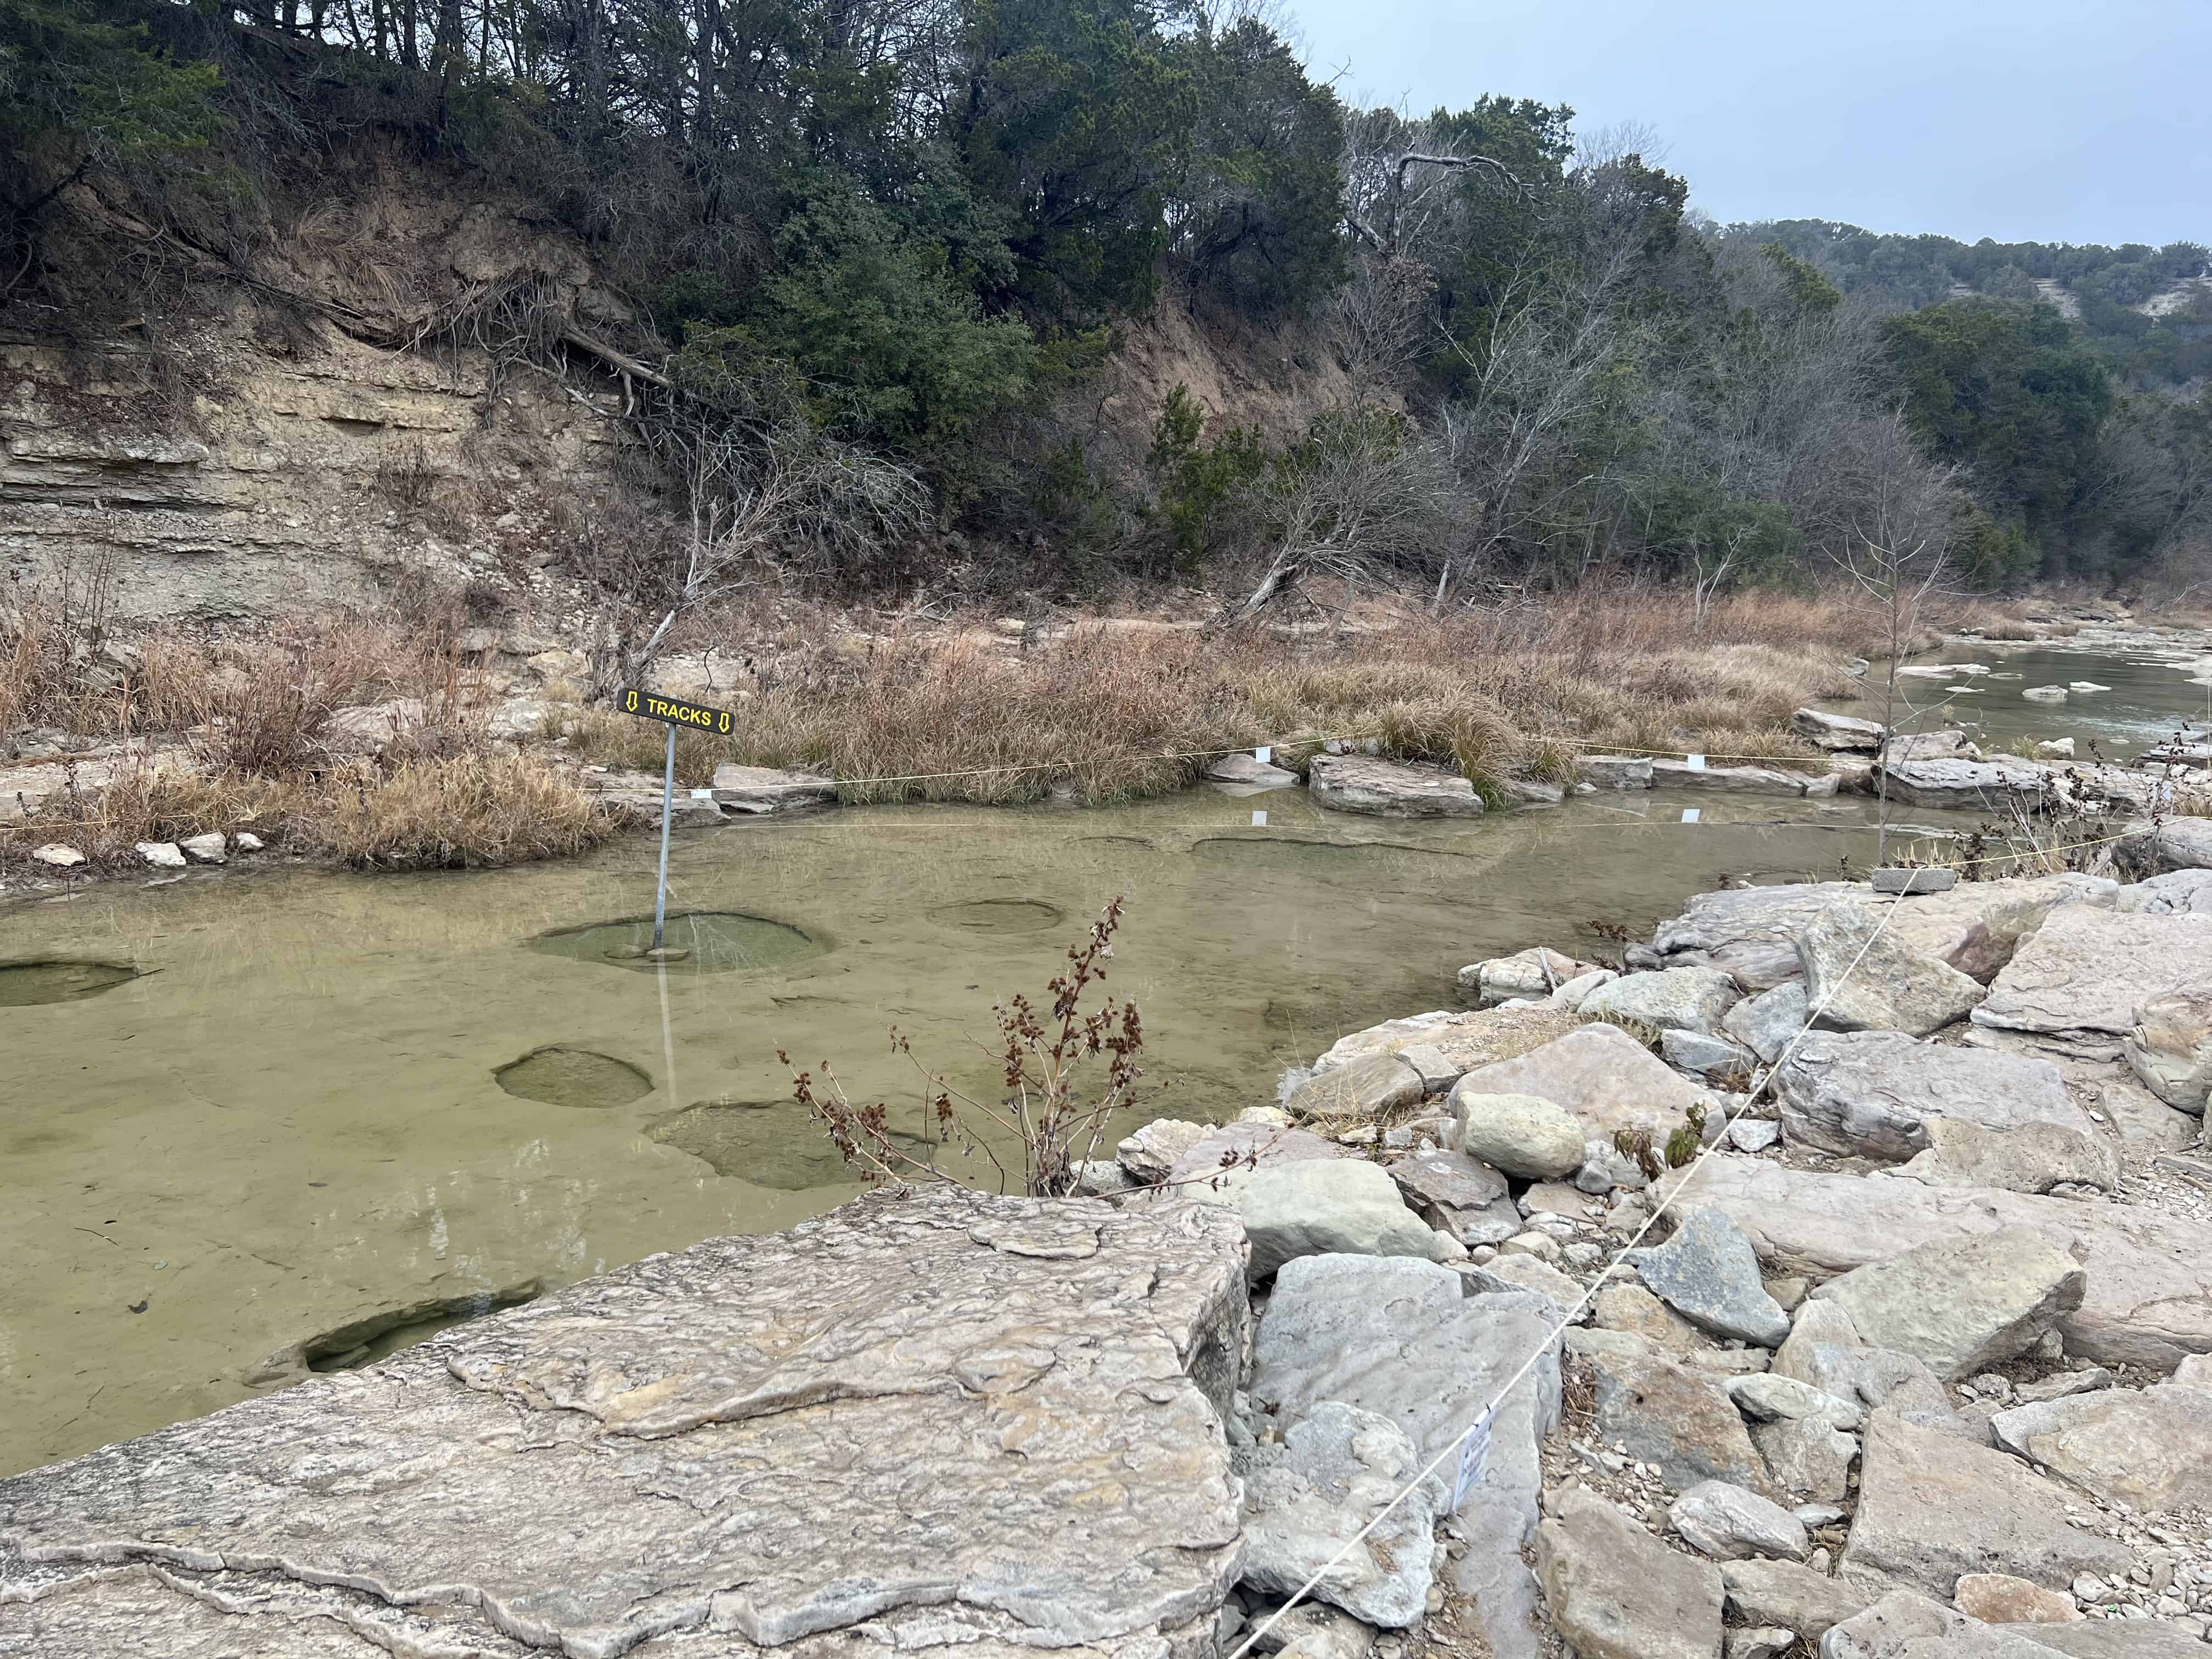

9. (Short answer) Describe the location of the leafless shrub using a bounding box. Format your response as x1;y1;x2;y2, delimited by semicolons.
783;898;1145;1197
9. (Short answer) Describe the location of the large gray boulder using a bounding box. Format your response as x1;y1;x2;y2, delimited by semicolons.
1161;1121;1347;1191
1841;1414;2132;1598
1874;757;2051;811
1725;982;1812;1063
1281;1051;1430;1122
1251;1255;1560;1659
1236;1159;1449;1280
2123;986;2212;1110
1653;877;2113;990
1451;1022;1710;1146
1806;1227;2084;1381
1674;1156;2212;1372
1796;903;1987;1036
1233;1400;1437;1626
1973;907;2212;1041
1652;758;1818;796
1988;1383;2212;1511
1537;1485;1724;1659
1652;883;1864;990
1308;754;1484;818
1464;945;1603;1006
1878;874;2117;984
1581;967;1744;1035
1624;1209;1792;1347
1750;1415;1859;1502
1726;1372;1863;1432
1771;1031;2094;1162
0;1187;1251;1659
1119;1116;1215;1182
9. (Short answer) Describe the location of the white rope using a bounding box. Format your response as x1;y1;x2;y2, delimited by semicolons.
1224;895;1910;1659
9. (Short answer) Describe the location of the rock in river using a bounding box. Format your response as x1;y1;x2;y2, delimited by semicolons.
709;761;840;812
1307;753;1484;818
0;1187;1251;1659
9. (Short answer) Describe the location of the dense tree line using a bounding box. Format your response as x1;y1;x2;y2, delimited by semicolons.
2;0;2207;608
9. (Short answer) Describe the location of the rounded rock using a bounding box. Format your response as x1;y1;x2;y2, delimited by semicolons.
1451;1088;1585;1179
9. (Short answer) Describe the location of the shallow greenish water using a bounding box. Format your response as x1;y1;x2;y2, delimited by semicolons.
0;778;2001;1474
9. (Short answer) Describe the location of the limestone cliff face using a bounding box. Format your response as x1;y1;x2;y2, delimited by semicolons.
0;189;644;627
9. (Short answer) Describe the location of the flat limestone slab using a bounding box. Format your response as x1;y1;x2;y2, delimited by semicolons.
1664;1156;2212;1371
1973;907;2212;1039
0;1188;1250;1659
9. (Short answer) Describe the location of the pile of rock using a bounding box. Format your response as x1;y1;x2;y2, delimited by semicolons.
1203;857;2212;1659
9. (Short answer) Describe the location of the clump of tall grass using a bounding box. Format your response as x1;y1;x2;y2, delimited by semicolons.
321;755;624;869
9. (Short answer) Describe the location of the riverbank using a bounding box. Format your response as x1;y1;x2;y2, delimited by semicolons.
1;584;2140;894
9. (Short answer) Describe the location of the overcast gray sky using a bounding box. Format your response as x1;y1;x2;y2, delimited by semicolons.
1288;0;2211;249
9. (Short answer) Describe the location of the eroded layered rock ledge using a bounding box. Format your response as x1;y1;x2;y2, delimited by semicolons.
0;1187;1250;1659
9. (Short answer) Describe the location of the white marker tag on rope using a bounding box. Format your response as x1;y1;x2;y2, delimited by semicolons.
1451;1409;1494;1511
1686;753;1707;770
1251;810;1268;826
690;788;715;800
1255;745;1273;764
1681;808;1701;823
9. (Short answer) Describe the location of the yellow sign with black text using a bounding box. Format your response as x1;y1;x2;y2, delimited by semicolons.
620;687;736;735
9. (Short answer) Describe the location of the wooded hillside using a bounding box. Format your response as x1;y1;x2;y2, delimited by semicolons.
3;0;2208;627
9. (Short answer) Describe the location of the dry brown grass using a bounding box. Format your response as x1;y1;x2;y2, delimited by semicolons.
561;583;1893;801
2;748;626;876
3;612;617;877
320;755;624;869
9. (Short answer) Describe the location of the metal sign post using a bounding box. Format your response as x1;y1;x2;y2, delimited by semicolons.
618;688;738;956
653;723;675;949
